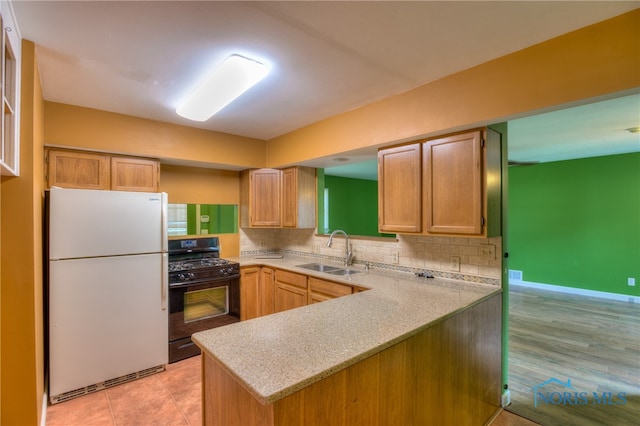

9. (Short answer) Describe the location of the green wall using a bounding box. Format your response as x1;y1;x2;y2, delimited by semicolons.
322;175;391;237
186;204;238;235
508;152;640;297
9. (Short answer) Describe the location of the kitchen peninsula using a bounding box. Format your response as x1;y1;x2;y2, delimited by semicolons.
192;257;502;425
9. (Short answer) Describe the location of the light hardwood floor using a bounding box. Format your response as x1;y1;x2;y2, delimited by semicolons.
507;285;640;426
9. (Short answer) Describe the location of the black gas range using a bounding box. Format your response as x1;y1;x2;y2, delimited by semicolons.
167;238;240;363
169;257;240;286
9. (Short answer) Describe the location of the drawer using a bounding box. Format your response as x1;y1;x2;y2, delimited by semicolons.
309;277;352;298
275;269;307;288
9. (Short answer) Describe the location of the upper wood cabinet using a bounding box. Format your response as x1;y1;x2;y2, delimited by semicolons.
0;1;21;176
378;128;501;237
111;156;159;192
240;168;282;227
377;143;422;233
46;148;160;192
423;131;483;235
282;166;316;228
240;166;316;229
47;149;111;190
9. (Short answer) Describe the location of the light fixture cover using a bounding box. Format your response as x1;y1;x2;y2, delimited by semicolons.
177;54;269;121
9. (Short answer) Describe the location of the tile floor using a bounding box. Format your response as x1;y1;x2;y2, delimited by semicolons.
46;355;201;425
46;353;537;426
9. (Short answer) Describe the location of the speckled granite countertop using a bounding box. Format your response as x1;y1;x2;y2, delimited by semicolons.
191;256;501;405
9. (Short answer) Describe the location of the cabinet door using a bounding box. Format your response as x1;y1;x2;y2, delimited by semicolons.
240;267;260;321
274;282;307;313
259;267;275;317
111;156;159;192
423;130;482;235
281;167;297;227
308;277;352;304
282;167;316;229
47;149;110;190
378;143;422;233
251;169;282;227
274;269;307;313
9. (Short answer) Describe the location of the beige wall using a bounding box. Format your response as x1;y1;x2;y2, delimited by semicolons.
44;102;267;170
266;10;640;167
160;164;241;257
1;40;45;426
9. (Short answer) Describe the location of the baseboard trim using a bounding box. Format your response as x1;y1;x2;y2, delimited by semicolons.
510;280;640;303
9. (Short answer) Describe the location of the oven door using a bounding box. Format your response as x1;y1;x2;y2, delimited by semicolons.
168;278;240;362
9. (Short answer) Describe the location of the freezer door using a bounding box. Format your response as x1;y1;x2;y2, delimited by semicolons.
49;254;168;397
49;187;167;259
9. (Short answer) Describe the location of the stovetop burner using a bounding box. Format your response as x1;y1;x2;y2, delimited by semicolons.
168;257;235;272
168;237;239;285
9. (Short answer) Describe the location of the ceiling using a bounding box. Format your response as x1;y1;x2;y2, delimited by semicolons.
11;1;640;171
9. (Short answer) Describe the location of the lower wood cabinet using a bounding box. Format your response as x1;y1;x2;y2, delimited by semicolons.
274;269;307;313
259;267;275;317
240;267;260;321
242;267;362;317
308;277;352;304
240;266;276;320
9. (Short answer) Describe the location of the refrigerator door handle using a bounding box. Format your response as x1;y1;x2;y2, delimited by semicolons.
160;192;168;252
160;192;168;311
161;253;168;311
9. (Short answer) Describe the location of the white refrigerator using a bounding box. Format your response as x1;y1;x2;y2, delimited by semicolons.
48;187;168;402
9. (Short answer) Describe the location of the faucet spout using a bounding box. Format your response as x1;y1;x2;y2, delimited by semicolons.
327;229;353;266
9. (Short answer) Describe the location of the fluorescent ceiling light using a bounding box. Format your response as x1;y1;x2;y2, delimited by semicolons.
176;54;269;121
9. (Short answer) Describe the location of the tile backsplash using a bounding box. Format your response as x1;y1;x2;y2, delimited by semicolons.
240;228;502;286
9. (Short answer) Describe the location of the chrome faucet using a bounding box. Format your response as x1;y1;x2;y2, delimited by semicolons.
327;229;353;266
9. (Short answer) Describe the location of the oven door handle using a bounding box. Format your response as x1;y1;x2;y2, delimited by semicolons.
162;252;168;311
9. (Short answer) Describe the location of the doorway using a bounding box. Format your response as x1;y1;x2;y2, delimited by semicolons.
503;94;640;425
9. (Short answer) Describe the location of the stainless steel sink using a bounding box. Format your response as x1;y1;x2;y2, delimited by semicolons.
296;263;341;273
326;268;361;276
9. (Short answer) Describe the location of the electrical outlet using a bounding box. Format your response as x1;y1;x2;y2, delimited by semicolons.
480;244;496;259
629;278;636;287
451;256;460;272
259;241;264;248
392;251;399;264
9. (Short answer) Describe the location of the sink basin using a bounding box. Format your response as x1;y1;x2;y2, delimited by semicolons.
326;268;361;276
296;263;341;273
